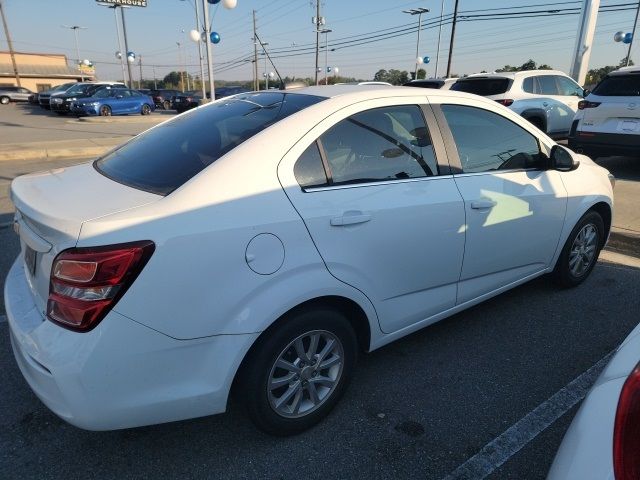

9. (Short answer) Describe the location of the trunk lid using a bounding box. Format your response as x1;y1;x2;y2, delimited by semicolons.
580;94;640;135
11;162;160;319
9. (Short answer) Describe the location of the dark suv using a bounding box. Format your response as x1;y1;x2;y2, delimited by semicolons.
38;82;78;109
50;82;125;115
149;89;181;110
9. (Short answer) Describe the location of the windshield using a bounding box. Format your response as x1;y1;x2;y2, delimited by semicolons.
95;92;326;195
451;78;511;96
65;83;93;95
92;88;117;98
592;75;640;96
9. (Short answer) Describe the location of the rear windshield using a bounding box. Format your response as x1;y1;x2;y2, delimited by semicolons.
451;78;511;96
95;92;326;195
592;75;640;96
404;81;443;89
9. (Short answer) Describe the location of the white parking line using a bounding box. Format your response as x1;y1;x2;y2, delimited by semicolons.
442;351;614;480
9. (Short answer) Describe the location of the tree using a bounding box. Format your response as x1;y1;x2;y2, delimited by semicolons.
410;68;427;80
585;57;634;87
373;69;388;82
496;59;553;72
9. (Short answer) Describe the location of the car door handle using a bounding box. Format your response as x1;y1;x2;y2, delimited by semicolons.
470;199;497;210
330;211;371;226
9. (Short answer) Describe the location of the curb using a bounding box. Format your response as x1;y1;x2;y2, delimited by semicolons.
0;137;129;162
608;228;640;259
74;114;171;124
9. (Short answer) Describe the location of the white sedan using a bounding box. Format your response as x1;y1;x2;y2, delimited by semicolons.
548;322;640;480
5;86;614;435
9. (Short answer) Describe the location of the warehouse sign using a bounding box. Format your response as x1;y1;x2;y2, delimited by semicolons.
96;0;147;7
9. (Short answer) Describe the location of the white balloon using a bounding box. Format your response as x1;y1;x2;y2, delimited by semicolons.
189;29;201;42
416;56;424;64
614;31;625;42
268;71;275;79
333;67;339;74
82;59;91;66
222;0;237;9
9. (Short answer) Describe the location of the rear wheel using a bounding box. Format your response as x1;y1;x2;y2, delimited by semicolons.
239;307;357;436
553;211;604;287
141;104;151;115
163;100;171;110
99;105;112;116
0;96;10;105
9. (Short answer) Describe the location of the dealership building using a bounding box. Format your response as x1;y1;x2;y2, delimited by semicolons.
0;51;94;92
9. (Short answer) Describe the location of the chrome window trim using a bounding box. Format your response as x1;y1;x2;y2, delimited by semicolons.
451;167;543;178
303;174;454;192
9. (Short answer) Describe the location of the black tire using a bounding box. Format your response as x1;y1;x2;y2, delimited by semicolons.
239;307;357;436
553;210;604;288
0;96;10;105
526;117;545;133
99;105;112;117
163;100;171;110
141;103;151;115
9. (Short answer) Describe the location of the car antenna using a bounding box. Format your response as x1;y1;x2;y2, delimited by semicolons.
254;32;284;90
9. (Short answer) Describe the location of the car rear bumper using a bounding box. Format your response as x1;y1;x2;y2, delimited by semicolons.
4;257;258;431
568;131;640;158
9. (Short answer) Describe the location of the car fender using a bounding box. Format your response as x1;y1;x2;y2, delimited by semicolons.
518;107;548;132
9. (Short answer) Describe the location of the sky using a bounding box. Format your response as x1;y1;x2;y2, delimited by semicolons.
0;0;638;83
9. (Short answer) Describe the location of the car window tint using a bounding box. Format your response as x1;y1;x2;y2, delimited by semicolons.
451;78;511;96
522;77;535;93
119;90;132;97
319;105;438;185
537;75;559;95
294;142;328;189
556;76;583;96
592;75;640;96
441;104;543;173
95;92;326;195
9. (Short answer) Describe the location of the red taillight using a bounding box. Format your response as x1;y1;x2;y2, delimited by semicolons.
578;100;601;110
614;362;640;480
495;99;514;106
47;241;154;332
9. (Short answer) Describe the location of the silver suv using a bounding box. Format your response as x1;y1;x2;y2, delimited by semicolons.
0;86;34;104
451;70;586;138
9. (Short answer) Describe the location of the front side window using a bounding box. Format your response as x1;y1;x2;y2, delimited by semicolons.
537;76;559;95
96;92;326;195
441;104;544;173
556;76;583;96
317;105;438;185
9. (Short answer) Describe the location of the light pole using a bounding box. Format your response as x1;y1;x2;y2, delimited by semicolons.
183;0;207;99
0;0;20;86
61;25;88;81
106;5;128;86
320;28;332;85
402;7;429;80
119;6;134;88
262;42;269;90
627;1;639;66
176;42;185;92
434;0;445;78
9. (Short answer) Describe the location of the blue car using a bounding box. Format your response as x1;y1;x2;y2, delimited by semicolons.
70;87;155;116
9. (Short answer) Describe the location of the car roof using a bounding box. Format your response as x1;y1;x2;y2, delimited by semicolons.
462;70;568;80
610;66;640;76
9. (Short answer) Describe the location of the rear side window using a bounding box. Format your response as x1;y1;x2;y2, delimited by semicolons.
451;78;511;96
294;142;328;189
592;75;640;96
537;76;559;95
96;92;326;195
314;105;438;186
441;104;544;173
522;77;536;93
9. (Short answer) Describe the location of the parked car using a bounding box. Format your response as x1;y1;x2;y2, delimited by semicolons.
548;320;640;480
70;87;154;116
38;82;78;110
6;86;613;436
451;70;587;138
172;90;200;113
403;78;457;90
50;82;126;115
215;85;251;100
568;66;640;159
137;88;151;96
149;89;181;110
28;93;39;105
0;86;35;104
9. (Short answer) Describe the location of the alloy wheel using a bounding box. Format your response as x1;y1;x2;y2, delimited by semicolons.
568;223;598;277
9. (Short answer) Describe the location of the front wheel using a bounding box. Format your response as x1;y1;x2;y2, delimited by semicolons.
553;211;604;287
240;307;357;436
0;96;10;105
163;100;171;110
141;104;151;115
99;105;112;116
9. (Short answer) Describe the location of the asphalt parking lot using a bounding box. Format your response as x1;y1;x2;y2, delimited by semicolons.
0;106;639;479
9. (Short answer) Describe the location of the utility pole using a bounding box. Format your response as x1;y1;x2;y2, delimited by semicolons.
627;1;639;66
434;0;445;78
314;0;322;85
569;0;600;85
120;6;134;88
62;25;88;82
403;8;429;80
253;10;259;91
446;0;459;78
109;5;127;86
202;0;215;100
192;0;206;100
320;29;332;85
177;42;185;92
138;55;143;89
0;0;21;87
152;65;157;89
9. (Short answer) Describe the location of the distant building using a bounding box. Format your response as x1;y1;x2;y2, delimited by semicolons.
0;51;94;92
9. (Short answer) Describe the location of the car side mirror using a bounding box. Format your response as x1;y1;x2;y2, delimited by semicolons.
582;88;590;98
550;145;579;172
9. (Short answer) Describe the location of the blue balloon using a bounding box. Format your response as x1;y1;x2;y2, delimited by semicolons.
423;56;430;64
327;66;332;73
210;32;221;44
127;51;135;59
623;32;633;44
207;0;221;4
